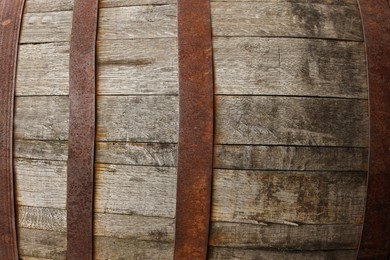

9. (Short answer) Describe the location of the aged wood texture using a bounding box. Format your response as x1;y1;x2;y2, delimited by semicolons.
216;96;368;147
208;247;357;260
18;228;66;259
210;222;361;250
16;43;69;96
0;0;26;258
210;2;363;40
18;206;66;232
212;170;366;224
14;140;68;162
95;236;173;260
211;0;356;3
98;5;177;40
100;0;176;8
213;37;367;98
24;0;73;13
98;39;178;95
357;0;390;258
215;145;368;171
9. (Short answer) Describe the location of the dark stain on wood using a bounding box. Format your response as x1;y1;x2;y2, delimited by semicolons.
99;58;154;66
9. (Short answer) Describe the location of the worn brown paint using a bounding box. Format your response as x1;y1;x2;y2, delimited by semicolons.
67;0;99;259
174;0;214;259
357;0;390;259
0;0;26;259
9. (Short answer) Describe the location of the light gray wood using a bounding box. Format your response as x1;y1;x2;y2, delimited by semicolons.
100;0;176;8
212;169;366;224
18;206;66;232
213;37;367;98
15;159;67;209
215;96;368;147
211;0;357;4
208;247;357;260
20;11;72;43
98;5;177;40
215;145;368;171
95;213;174;242
95;236;173;260
18;228;66;259
211;2;363;40
20;257;53;260
95;163;176;218
97;95;178;143
98;38;178;95
14;96;69;141
16;42;69;96
14;140;68;161
24;0;73;13
210;222;361;250
96;142;177;167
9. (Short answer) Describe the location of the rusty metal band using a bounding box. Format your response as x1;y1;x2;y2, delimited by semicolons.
174;0;214;259
0;0;26;259
357;0;390;259
67;0;99;259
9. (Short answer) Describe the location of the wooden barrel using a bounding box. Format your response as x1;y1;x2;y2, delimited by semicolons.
1;0;389;259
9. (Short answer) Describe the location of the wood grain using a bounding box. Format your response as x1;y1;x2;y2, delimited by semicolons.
210;222;361;250
95;236;173;260
211;2;363;40
211;0;356;4
208;247;357;260
100;0;176;8
98;38;178;95
96;95;178;143
18;206;66;232
95;163;176;218
98;5;177;40
213;37;367;98
24;0;73;13
215;145;368;171
18;228;66;259
14;140;68;161
212;169;366;224
20;11;72;43
215;96;368;147
16;42;69;96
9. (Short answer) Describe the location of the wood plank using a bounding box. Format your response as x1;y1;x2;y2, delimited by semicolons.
15;159;66;209
213;37;367;98
20;11;72;43
97;95;179;143
24;0;73;13
20;257;54;260
18;206;66;232
212;169;366;225
18;228;66;260
14;96;69;141
208;247;357;260
98;38;178;95
215;145;368;171
98;5;177;40
95;163;176;218
95;236;173;260
210;222;361;250
100;0;176;8
95;213;174;242
210;2;363;40
96;142;177;167
211;0;357;4
16;42;69;96
14;140;68;161
215;96;368;147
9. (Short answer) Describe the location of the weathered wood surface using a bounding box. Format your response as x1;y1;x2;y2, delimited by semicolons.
213;37;367;98
16;43;69;96
98;39;178;95
14;140;68;162
20;11;72;43
211;2;363;40
18;206;66;232
98;5;177;40
18;228;66;259
216;96;368;147
208;247;357;260
95;236;173;260
211;0;356;3
100;0;176;8
215;145;368;171
24;0;73;13
212;169;366;224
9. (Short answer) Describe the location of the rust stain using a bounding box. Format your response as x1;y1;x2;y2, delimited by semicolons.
174;0;214;259
0;1;26;259
357;0;390;259
67;0;99;259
